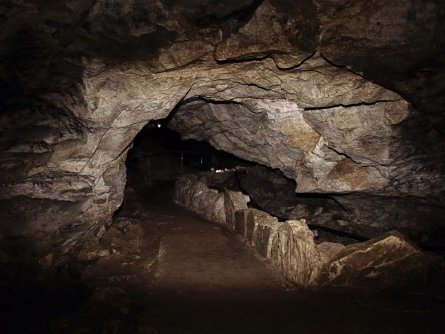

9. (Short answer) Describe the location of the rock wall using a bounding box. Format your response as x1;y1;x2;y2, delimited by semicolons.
1;0;444;256
174;175;442;290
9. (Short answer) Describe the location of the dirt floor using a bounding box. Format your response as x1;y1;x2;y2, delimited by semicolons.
2;181;445;333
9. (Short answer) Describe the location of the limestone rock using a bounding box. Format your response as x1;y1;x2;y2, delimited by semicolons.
1;0;444;260
316;242;345;263
224;190;249;229
234;209;250;238
270;220;324;287
250;210;280;258
215;0;318;67
318;0;445;121
174;176;226;224
318;231;440;290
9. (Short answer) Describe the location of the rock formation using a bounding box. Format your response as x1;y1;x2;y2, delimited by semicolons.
174;174;442;290
317;231;441;290
0;0;444;259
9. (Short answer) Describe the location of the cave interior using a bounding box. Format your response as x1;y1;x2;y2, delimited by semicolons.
1;0;445;333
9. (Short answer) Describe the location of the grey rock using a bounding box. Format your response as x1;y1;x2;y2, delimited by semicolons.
234;209;250;238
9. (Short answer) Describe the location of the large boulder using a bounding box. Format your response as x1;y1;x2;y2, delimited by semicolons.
318;231;442;290
234;208;280;252
270;219;324;287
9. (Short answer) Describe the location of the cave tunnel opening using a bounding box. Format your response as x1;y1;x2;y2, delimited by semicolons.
118;100;445;251
124;118;254;188
118;107;363;249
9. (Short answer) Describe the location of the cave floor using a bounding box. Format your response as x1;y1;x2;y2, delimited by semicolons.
2;181;445;333
117;182;445;334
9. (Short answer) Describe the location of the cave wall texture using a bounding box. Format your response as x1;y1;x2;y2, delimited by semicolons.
0;0;444;256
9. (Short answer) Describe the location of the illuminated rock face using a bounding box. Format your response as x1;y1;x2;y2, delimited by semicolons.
0;0;444;255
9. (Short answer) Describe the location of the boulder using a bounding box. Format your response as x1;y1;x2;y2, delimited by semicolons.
211;193;227;225
224;190;249;229
76;237;109;262
270;219;324;287
100;223;144;257
318;231;441;290
251;210;280;258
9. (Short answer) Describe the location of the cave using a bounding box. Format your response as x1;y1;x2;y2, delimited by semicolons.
1;0;445;333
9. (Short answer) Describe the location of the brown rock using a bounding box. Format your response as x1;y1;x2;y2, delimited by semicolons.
174;176;226;224
234;209;250;237
270;220;324;287
100;223;144;257
316;242;345;263
2;0;444;263
224;190;249;229
215;0;318;67
318;231;439;290
39;253;55;267
77;236;109;262
251;210;279;258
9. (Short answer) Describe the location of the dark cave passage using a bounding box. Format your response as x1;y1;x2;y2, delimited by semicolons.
122;117;362;245
125;119;254;185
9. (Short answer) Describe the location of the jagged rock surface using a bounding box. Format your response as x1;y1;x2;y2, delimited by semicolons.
174;175;226;225
270;220;324;287
318;231;442;290
0;0;444;256
234;165;445;243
